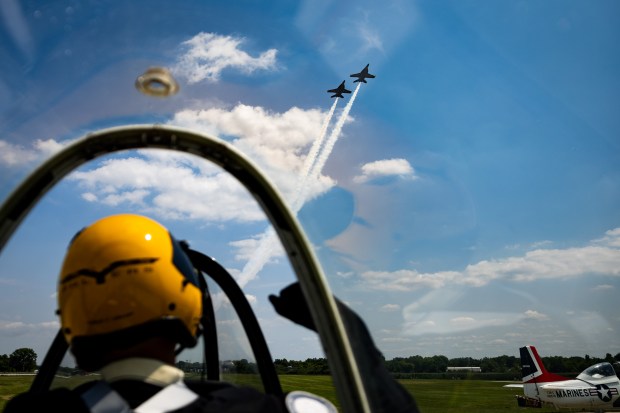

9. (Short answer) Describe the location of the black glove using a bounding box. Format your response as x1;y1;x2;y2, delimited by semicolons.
268;282;316;331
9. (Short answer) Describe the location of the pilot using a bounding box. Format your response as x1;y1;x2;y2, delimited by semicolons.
5;213;419;413
5;214;286;412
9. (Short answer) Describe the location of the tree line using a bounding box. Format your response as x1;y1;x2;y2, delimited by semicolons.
383;353;620;375
176;352;620;376
0;348;38;372
5;347;618;377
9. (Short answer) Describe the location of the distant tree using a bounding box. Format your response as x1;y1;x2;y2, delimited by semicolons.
385;357;415;373
302;358;329;375
9;348;37;372
0;354;9;371
480;357;500;373
233;359;256;374
430;355;449;373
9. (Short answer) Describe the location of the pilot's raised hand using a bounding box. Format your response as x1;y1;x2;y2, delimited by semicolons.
268;282;316;331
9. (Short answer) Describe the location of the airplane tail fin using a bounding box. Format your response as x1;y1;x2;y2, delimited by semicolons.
520;345;569;383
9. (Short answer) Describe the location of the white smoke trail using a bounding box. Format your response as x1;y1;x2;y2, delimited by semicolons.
235;100;339;287
294;82;361;211
294;98;339;196
236;227;278;287
237;84;361;286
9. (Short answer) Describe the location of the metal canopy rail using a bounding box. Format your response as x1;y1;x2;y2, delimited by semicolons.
0;124;371;413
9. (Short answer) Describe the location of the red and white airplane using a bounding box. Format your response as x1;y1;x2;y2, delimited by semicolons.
510;345;620;412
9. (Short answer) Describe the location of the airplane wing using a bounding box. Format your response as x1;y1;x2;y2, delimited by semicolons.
503;384;524;388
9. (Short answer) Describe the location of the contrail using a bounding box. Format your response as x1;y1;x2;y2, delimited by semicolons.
297;98;339;190
294;82;361;211
237;84;361;286
235;227;278;288
235;99;340;287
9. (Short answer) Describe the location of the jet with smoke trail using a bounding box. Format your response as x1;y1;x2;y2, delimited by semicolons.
296;82;361;211
350;64;375;83
237;69;371;285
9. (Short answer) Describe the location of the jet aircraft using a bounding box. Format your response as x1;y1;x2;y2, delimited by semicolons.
350;64;375;83
508;345;620;412
327;81;351;98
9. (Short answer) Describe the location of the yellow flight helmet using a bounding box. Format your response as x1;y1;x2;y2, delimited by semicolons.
57;214;202;370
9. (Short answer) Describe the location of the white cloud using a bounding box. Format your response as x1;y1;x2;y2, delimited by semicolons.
70;152;263;222
357;22;384;53
380;304;401;312
68;103;339;226
0;138;69;168
353;158;416;184
34;138;67;156
402;310;520;336
0;320;59;336
524;310;548;320
174;32;277;84
170;104;336;200
450;316;476;325
359;229;620;291
529;240;553;249
595;228;620;248
0;140;56;168
592;284;614;292
381;337;411;343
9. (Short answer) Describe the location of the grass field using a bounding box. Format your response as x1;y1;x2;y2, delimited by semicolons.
0;374;561;412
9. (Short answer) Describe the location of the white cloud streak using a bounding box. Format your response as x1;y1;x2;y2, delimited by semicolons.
70;152;263;222
0;138;68;168
0;320;59;337
174;32;277;84
353;158;416;183
380;304;401;312
524;310;548;320
360;229;620;291
402;309;522;336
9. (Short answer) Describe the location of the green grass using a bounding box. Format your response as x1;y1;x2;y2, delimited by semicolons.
0;374;100;411
1;375;561;412
400;379;557;413
0;376;33;411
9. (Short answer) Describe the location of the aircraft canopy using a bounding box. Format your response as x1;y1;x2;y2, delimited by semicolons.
577;362;618;382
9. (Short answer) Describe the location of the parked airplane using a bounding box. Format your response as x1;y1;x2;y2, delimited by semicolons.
350;64;375;83
509;345;620;412
327;81;351;98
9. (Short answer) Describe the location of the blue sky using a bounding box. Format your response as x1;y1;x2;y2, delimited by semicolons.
0;0;619;364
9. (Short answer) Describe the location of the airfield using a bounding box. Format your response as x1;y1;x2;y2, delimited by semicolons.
0;374;565;412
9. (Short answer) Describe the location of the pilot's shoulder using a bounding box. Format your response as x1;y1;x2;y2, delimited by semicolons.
4;387;89;413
